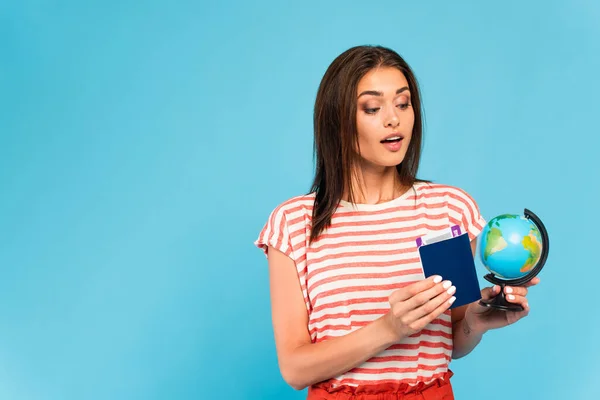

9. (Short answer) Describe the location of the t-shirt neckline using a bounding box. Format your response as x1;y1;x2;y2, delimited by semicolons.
338;183;417;211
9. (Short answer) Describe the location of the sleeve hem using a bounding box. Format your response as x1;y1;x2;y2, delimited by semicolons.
254;238;293;260
467;215;487;241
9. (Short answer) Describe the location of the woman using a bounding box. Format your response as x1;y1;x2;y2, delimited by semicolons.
254;45;539;400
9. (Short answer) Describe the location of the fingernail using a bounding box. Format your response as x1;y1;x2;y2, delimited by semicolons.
505;287;513;294
492;285;498;292
443;280;452;289
448;296;456;305
433;276;442;283
447;286;456;295
507;294;515;300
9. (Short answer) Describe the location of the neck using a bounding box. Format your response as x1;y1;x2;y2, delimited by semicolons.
344;162;405;205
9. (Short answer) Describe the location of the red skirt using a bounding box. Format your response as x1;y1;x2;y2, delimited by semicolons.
307;371;454;400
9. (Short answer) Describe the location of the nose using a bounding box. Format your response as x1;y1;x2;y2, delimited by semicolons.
385;114;400;128
384;106;401;128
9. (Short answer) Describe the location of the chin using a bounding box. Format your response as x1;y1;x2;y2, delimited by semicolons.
382;153;408;167
360;155;406;169
358;147;410;168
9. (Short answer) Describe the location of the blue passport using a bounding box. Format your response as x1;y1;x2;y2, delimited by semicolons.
417;233;481;309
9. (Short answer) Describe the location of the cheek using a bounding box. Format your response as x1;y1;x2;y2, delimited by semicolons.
356;118;380;144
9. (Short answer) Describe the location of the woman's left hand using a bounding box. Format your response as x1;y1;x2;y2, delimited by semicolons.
464;277;540;334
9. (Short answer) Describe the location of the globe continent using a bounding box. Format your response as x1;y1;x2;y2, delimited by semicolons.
480;214;542;279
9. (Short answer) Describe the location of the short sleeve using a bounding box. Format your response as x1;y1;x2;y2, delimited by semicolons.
449;187;487;241
254;204;295;261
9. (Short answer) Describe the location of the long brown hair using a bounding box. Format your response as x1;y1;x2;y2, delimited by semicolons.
309;45;426;244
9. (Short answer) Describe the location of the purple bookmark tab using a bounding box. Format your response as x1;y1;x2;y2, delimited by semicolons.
451;225;462;237
416;237;424;248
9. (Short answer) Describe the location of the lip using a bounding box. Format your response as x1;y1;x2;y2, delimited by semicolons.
380;133;405;142
381;135;404;152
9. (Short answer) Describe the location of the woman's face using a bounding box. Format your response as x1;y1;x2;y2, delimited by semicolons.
355;67;414;169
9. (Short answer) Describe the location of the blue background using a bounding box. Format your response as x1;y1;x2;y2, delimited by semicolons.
1;1;598;399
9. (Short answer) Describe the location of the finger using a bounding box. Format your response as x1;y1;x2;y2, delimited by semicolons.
389;275;442;303
391;279;451;319
411;293;456;329
480;285;499;301
505;294;529;310
405;284;456;322
524;277;541;287
405;280;453;311
504;286;528;297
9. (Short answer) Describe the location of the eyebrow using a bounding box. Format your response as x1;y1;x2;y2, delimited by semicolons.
357;86;410;98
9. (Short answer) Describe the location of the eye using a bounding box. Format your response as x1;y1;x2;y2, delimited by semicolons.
364;107;380;114
397;103;411;110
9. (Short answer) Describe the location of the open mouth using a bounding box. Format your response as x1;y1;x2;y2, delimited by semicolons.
380;136;403;144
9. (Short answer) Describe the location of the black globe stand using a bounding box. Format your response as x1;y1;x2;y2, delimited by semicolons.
478;208;549;312
480;277;524;312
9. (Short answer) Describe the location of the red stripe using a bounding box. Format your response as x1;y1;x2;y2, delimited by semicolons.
275;208;286;253
311;273;423;301
308;267;422;295
334;201;448;216
310;260;421;275
447;191;477;229
448;215;461;230
301;235;422;254
447;203;462;217
313;338;453;352
388;341;453;351
308;246;417;269
284;199;449;222
310;308;451;330
309;307;451;324
327;258;418;268
310;309;389;325
327;370;449;387
350;363;448;374
283;201;315;216
310;321;369;335
409;329;453;340
448;202;481;234
311;296;393;314
368;353;451;363
291;212;449;231
432;318;452;328
299;223;450;242
410;188;456;200
311;322;450;337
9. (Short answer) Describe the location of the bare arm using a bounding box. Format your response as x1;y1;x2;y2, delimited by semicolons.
268;247;455;390
268;247;396;389
451;307;485;359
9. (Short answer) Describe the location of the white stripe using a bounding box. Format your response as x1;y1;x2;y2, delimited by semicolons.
360;357;450;370
337;366;449;382
309;274;423;300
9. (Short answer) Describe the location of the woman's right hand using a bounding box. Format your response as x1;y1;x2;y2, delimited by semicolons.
384;275;456;340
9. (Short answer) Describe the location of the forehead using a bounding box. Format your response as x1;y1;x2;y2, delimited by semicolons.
357;67;409;94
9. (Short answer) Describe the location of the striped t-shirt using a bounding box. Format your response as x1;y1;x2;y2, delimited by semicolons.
254;182;486;388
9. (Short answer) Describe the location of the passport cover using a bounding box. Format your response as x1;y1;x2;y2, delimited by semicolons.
417;233;482;309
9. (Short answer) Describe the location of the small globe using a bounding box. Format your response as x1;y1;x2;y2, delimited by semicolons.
479;213;544;280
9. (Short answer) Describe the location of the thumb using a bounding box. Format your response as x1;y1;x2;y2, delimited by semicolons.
480;285;499;301
468;285;500;315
